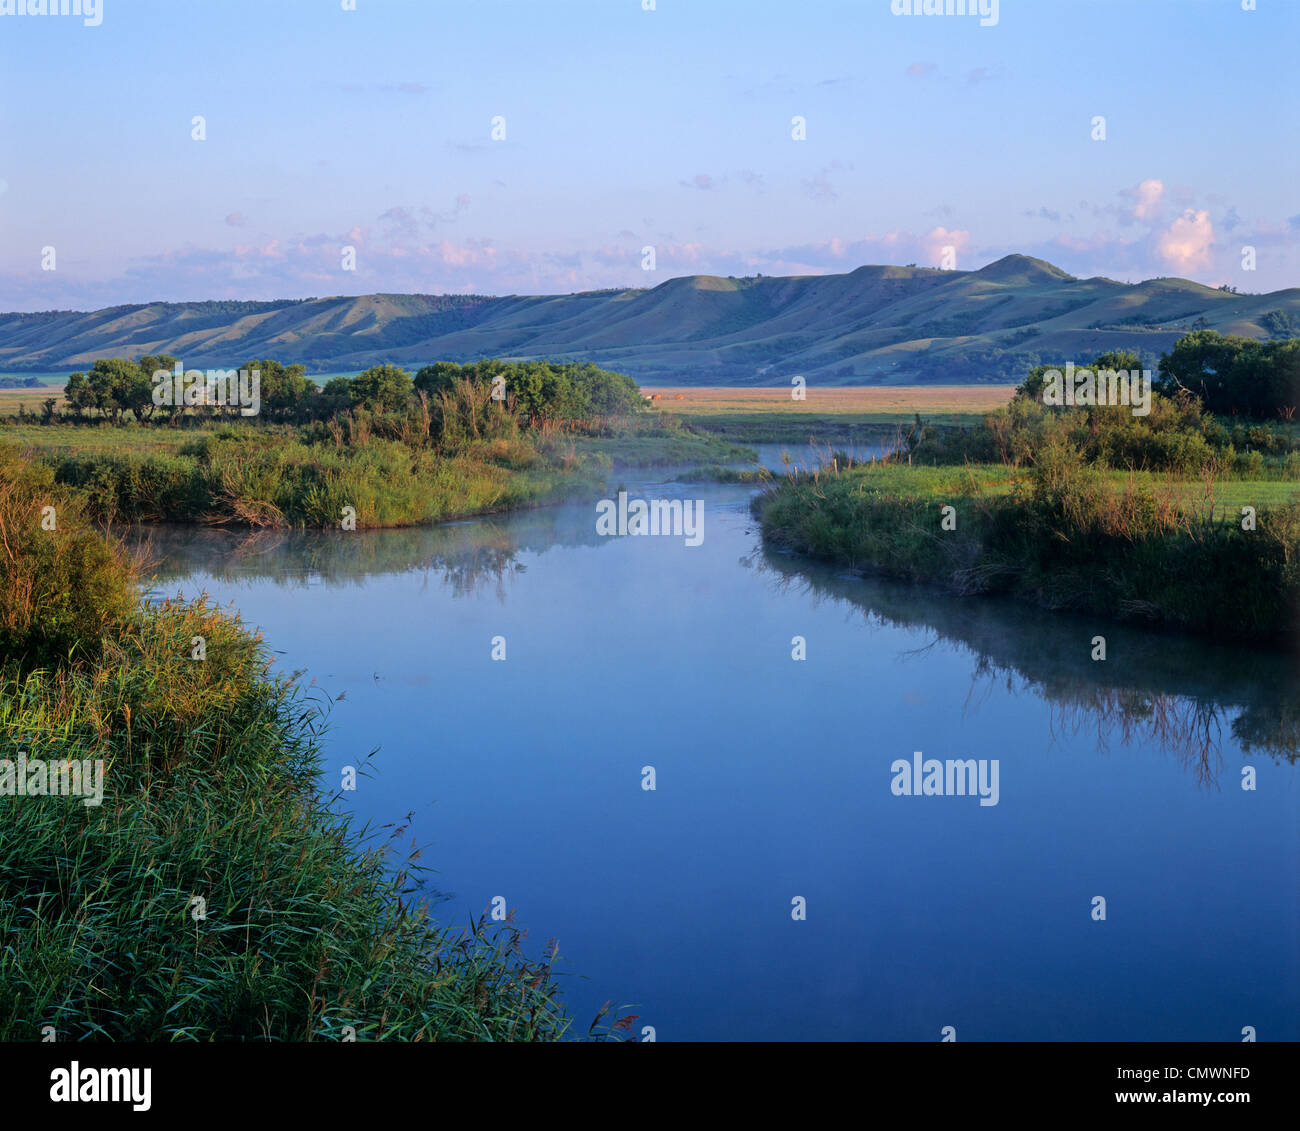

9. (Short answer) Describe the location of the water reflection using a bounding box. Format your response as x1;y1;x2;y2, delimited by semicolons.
130;486;1299;783
752;544;1299;779
125;485;1297;1040
132;509;604;597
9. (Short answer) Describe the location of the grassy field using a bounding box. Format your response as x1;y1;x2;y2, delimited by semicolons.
0;421;192;454
641;385;1016;439
755;457;1300;645
784;457;1300;520
0;385;62;417
0;419;754;465
6;383;1014;424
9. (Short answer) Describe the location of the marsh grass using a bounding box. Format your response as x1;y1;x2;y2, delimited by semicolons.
36;429;603;529
0;595;632;1040
755;450;1300;644
2;411;750;529
0;446;632;1040
0;444;137;668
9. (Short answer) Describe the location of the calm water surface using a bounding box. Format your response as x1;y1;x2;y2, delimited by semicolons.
136;475;1299;1041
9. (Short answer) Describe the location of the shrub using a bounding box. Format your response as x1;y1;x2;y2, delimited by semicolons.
0;444;137;667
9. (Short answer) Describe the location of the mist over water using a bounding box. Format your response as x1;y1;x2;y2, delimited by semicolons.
135;477;1299;1041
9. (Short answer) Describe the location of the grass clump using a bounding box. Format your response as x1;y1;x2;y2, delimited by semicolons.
755;444;1300;646
39;428;602;529
0;444;136;668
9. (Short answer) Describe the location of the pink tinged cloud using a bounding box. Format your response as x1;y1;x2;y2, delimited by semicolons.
1133;178;1165;221
1157;209;1215;271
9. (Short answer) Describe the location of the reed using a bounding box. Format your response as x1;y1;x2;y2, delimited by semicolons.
754;446;1300;645
0;446;632;1040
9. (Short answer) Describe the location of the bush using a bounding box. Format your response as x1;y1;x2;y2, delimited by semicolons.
0;444;137;667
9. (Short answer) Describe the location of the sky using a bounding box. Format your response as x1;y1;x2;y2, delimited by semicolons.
1;0;1297;310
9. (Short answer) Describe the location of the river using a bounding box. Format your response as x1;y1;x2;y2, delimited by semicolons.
132;468;1299;1041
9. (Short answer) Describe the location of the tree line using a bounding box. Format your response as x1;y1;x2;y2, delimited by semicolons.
54;357;644;426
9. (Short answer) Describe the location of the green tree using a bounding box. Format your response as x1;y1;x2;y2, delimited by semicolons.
63;371;95;418
243;359;313;420
136;354;181;422
349;364;414;412
414;361;465;399
86;358;144;423
1091;350;1143;374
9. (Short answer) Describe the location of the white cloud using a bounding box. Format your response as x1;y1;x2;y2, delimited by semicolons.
1157;209;1214;272
1132;178;1165;221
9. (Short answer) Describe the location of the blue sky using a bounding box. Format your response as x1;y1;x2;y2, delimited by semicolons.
1;0;1297;309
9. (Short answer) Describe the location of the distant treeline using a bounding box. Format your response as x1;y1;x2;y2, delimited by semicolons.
0;376;42;388
48;357;643;427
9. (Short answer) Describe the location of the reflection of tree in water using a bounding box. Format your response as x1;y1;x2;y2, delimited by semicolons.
416;528;522;603
1042;684;1224;789
128;506;609;601
1232;698;1300;762
751;545;1298;781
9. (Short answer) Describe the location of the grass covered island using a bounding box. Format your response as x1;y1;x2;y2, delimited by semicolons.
0;357;753;528
754;341;1300;647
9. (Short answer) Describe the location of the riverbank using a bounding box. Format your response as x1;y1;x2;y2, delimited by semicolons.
0;358;756;529
753;444;1300;648
0;419;752;529
0;445;631;1040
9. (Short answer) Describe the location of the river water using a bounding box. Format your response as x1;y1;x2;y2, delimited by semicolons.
134;470;1299;1041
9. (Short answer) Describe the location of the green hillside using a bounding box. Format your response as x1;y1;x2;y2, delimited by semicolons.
3;255;1297;385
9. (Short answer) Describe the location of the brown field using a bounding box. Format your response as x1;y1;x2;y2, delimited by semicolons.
641;385;1014;415
0;385;63;417
641;384;1016;437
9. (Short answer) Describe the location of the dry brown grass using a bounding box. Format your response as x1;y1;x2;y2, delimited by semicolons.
0;385;62;417
641;384;1015;423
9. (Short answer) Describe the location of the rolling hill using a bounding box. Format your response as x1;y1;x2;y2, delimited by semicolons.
3;255;1297;384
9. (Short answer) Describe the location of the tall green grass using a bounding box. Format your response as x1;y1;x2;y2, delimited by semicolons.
0;446;632;1040
754;449;1300;646
40;429;602;529
4;408;752;528
0;444;136;668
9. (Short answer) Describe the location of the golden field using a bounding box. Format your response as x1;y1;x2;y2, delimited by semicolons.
641;384;1016;436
